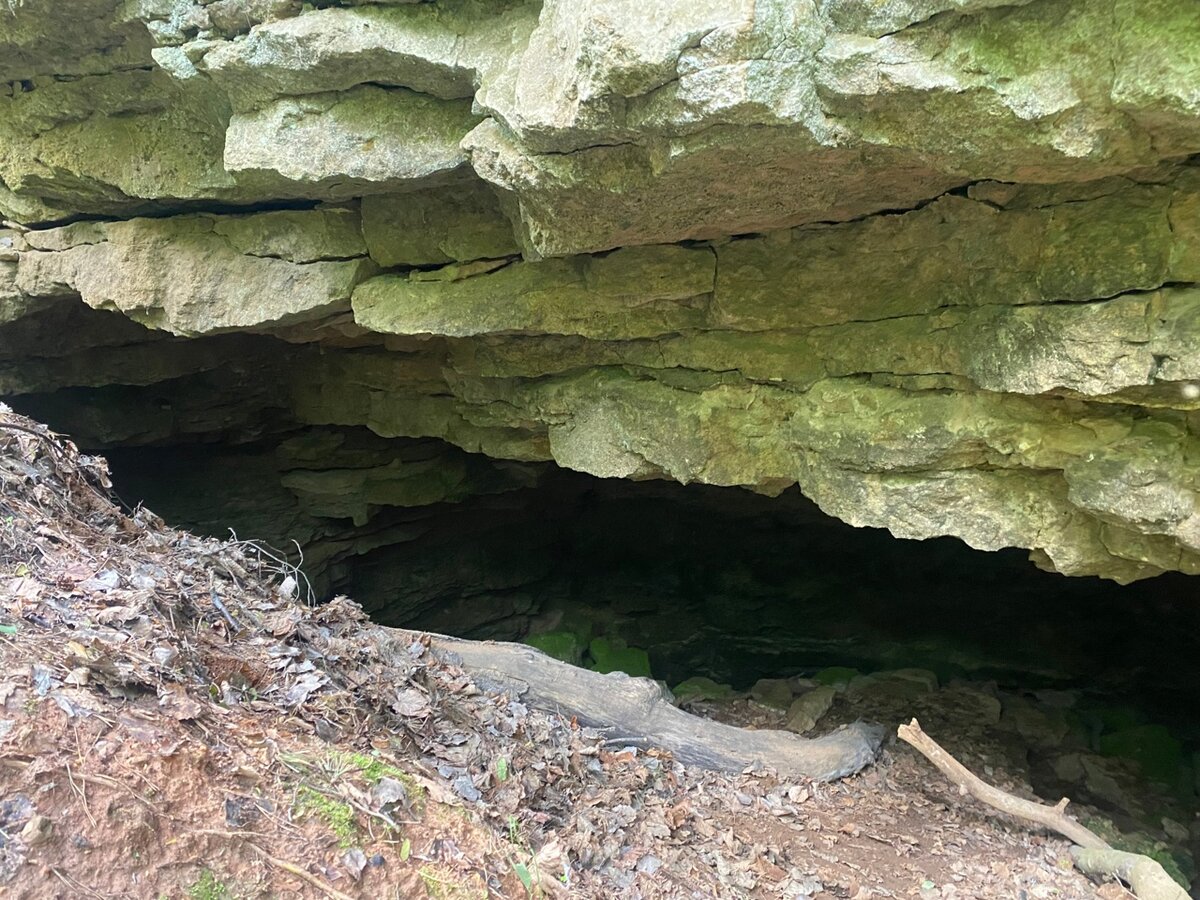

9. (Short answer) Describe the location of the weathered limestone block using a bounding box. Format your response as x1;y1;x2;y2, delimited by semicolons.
347;172;1197;396
819;0;1037;38
0;231;34;326
353;244;715;339
0;332;257;396
468;0;1200;255
464;120;963;259
811;286;1200;397
224;86;479;199
0;0;146;82
15;210;376;334
126;0;305;44
0;69;236;215
361;180;520;266
0;181;73;227
278;434;541;526
292;349;1199;581
181;1;535;109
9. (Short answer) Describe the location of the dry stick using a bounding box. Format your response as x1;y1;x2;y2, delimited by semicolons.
247;844;358;900
49;867;111;900
897;719;1189;900
897;718;1106;849
65;762;97;828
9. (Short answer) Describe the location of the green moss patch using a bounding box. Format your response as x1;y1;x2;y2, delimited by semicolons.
295;785;358;847
587;636;652;678
524;630;586;665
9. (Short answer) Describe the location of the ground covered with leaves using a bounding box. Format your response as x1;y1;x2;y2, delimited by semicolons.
0;408;1145;898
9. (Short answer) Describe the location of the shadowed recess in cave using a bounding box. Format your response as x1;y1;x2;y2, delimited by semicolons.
90;430;1200;725
9;415;1196;875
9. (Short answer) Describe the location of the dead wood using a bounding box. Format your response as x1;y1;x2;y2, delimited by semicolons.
898;718;1189;900
425;633;885;781
897;718;1106;848
1070;848;1190;900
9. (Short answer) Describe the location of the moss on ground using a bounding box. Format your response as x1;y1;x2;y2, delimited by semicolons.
294;785;358;847
187;869;232;900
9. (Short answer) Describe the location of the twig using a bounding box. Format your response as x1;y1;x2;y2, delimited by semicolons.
898;719;1189;900
210;588;241;633
49;867;111;900
897;718;1106;849
247;844;358;900
0;420;65;454
66;762;97;828
226;533;316;605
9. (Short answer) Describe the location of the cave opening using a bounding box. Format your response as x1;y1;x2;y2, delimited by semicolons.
8;410;1200;873
88;430;1195;702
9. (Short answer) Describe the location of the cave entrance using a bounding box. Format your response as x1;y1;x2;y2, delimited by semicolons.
95;428;1199;709
41;425;1200;875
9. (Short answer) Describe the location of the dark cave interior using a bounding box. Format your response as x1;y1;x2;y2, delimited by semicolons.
87;431;1199;728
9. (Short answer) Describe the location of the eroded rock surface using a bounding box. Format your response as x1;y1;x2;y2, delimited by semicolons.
1;0;1198;581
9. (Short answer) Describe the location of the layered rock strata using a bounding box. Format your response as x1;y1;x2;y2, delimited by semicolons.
1;0;1199;582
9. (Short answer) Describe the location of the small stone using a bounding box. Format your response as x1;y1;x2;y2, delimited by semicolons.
452;775;481;803
151;646;179;667
880;669;939;691
636;854;662;874
812;667;859;689
341;847;367;881
751;678;794;710
19;815;52;846
1162;817;1189;844
785;686;836;734
371;777;409;813
786;785;810;803
672;677;735;703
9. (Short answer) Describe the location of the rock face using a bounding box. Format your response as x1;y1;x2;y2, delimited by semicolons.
1;0;1199;582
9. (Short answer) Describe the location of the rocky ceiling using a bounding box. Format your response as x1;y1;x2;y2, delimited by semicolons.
1;0;1198;582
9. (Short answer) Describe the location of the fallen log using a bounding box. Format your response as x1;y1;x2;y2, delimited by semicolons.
898;719;1189;900
425;634;884;781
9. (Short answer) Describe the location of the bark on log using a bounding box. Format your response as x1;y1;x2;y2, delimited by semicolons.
426;634;884;781
898;719;1190;900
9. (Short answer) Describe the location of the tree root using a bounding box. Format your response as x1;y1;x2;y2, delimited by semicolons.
898;718;1188;900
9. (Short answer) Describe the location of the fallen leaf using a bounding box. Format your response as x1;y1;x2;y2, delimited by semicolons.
391;687;430;718
262;608;302;637
283;671;327;706
158;683;205;720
